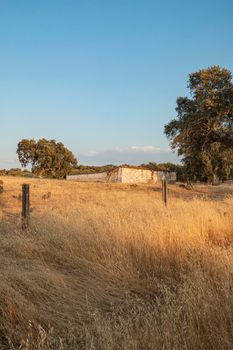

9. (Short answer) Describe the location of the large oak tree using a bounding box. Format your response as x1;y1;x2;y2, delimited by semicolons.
164;66;233;182
17;138;78;178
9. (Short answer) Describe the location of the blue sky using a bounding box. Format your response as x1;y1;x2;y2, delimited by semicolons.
1;0;233;167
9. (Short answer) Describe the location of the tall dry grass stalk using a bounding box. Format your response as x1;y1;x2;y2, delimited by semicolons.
0;177;233;349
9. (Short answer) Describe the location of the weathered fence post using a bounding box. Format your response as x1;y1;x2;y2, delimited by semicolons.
22;184;30;229
0;179;3;194
162;176;168;206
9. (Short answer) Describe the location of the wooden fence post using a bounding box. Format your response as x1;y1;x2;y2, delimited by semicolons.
162;176;168;206
22;184;30;229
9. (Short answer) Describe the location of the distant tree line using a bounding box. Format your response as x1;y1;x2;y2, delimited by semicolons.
0;168;35;177
71;164;117;175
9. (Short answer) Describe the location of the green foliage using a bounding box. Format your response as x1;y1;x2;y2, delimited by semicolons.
140;162;159;171
17;139;78;178
164;66;233;182
72;164;117;175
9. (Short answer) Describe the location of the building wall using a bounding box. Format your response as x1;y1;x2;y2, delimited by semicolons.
67;167;176;184
108;167;122;182
156;171;176;183
121;167;156;184
66;168;122;182
66;172;109;182
165;172;176;183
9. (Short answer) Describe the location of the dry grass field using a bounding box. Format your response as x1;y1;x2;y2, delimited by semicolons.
0;176;233;349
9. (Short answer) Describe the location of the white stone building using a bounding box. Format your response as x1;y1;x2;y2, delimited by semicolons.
66;166;176;184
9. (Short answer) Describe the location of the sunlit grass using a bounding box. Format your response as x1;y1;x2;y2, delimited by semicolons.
0;176;233;349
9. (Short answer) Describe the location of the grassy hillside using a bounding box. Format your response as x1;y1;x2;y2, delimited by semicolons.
0;177;233;349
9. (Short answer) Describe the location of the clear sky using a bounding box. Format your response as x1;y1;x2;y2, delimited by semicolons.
1;0;233;167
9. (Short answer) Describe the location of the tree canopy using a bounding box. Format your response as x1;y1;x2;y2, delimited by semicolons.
164;66;233;182
17;139;78;178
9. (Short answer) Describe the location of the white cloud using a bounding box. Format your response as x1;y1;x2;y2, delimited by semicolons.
78;146;179;165
0;156;19;168
114;146;164;153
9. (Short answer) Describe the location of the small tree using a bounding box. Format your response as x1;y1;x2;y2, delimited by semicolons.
17;138;78;178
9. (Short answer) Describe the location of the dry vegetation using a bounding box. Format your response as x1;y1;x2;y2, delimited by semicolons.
0;176;233;349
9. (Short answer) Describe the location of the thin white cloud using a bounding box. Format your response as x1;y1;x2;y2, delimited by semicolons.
114;146;165;153
0;156;19;167
78;146;179;165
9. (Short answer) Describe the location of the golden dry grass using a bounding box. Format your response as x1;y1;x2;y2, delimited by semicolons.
0;176;233;349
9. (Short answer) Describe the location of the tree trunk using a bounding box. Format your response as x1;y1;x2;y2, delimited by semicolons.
212;173;220;185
